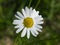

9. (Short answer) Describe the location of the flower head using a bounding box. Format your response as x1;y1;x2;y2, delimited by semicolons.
13;7;44;39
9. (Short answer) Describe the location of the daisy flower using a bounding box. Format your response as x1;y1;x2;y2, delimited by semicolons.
13;7;44;39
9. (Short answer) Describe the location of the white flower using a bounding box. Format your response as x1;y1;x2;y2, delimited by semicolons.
13;7;44;39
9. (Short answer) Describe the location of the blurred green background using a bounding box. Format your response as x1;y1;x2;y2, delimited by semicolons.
0;0;60;45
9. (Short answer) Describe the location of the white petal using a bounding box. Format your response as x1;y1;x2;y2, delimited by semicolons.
40;18;43;20
13;20;23;25
31;9;39;18
39;15;42;17
16;26;24;33
17;11;24;18
14;25;19;28
14;24;23;28
15;15;22;19
36;21;44;24
37;11;39;14
21;28;27;37
37;29;42;32
29;7;33;15
35;18;44;24
31;27;39;35
13;20;20;24
25;7;29;16
35;16;43;21
35;25;42;29
35;27;42;32
27;29;30;39
22;9;26;17
33;30;39;35
30;29;37;37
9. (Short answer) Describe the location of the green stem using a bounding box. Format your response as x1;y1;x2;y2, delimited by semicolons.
48;0;55;20
28;0;32;7
35;0;40;9
14;34;22;45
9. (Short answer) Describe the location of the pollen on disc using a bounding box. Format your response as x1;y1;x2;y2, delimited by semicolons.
23;17;34;28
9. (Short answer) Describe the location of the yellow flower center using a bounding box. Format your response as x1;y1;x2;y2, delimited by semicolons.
23;17;34;28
